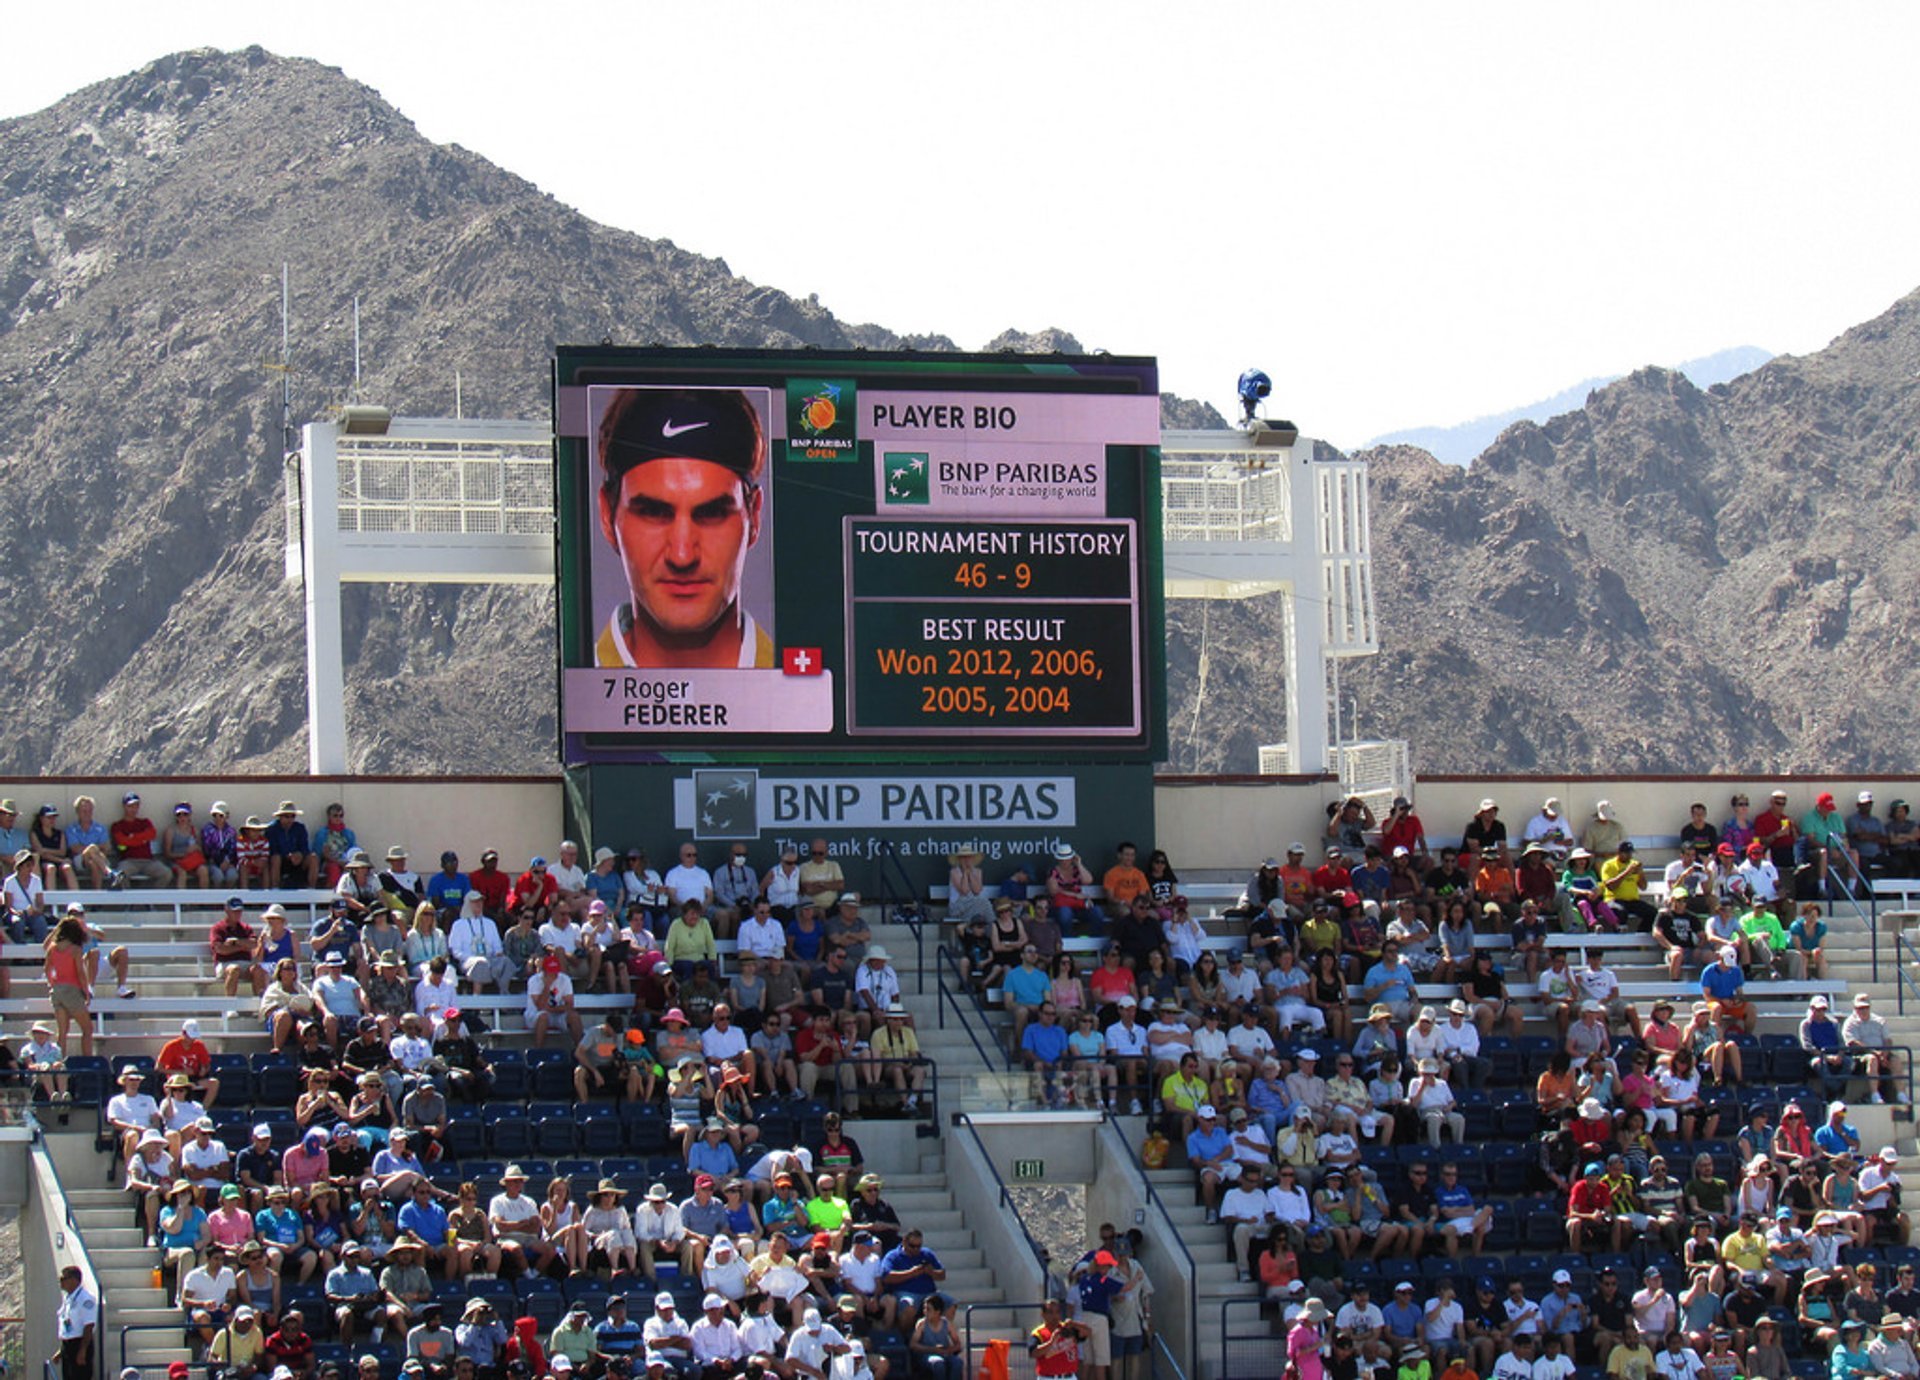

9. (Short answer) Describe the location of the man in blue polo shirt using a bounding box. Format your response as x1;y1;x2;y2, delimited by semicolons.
1432;1161;1492;1257
1813;1102;1862;1159
1021;1002;1072;1108
1185;1105;1236;1224
396;1179;453;1276
1003;946;1053;1044
1700;947;1748;1029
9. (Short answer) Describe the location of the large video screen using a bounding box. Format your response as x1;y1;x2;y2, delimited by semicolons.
553;347;1163;763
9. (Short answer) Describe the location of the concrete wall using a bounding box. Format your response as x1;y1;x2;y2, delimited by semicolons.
4;772;1907;884
0;777;563;873
1150;775;1920;873
21;1135;100;1379
1094;1122;1195;1378
944;1119;1052;1305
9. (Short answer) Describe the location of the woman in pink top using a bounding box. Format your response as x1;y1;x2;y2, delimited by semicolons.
208;1188;260;1251
1288;1296;1328;1380
43;916;94;1055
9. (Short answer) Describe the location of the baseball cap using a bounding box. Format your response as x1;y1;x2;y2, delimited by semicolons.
1552;1269;1571;1284
602;388;766;483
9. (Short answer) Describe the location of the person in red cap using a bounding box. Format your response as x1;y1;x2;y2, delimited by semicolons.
1800;791;1855;898
593;386;773;669
523;950;580;1047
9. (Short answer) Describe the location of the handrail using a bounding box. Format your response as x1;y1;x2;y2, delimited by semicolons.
119;1324;193;1376
936;943;1016;1072
32;1126;108;1380
1823;839;1880;983
1898;932;1920;1018
953;1115;1055;1290
1103;1113;1198;1376
1151;1329;1192;1380
872;841;927;994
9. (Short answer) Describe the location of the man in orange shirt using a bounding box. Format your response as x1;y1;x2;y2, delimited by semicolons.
1473;851;1517;918
1278;846;1313;912
156;1019;222;1108
1101;842;1149;920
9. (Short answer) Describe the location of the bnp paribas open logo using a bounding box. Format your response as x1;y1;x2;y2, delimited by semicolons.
692;769;759;840
786;379;857;461
883;451;929;505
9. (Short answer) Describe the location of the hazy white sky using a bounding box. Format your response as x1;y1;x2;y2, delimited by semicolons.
8;2;1917;447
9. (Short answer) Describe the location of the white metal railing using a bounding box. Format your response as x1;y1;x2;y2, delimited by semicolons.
1338;738;1413;819
1316;460;1377;653
1160;456;1293;543
336;436;552;536
1258;738;1411;815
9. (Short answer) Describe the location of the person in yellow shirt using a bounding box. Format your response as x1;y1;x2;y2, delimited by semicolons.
1598;842;1656;928
1159;1053;1209;1139
1720;1213;1783;1300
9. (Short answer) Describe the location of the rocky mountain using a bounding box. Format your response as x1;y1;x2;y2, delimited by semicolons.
0;49;963;775
1367;346;1776;464
3;49;1916;777
1170;290;1920;773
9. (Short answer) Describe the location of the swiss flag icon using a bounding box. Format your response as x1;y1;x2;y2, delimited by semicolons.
782;646;824;676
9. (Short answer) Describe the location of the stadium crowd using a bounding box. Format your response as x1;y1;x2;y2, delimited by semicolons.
943;791;1916;1380
2;796;980;1380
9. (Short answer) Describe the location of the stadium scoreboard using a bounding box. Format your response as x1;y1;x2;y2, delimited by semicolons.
553;346;1165;763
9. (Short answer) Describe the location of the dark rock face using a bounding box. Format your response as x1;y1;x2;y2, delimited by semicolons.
1175;287;1920;774
4;49;1917;776
0;49;957;774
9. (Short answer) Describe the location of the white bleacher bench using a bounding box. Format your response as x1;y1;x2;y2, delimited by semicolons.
41;888;339;924
1421;834;1683;855
1872;877;1920;909
928;882;1244;908
2;942;211;961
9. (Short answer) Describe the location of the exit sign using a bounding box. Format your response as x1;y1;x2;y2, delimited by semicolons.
1013;1159;1045;1180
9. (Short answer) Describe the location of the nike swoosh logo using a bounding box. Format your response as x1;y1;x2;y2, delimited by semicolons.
661;419;708;438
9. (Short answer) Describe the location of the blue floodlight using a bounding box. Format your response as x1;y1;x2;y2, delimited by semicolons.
1237;369;1272;425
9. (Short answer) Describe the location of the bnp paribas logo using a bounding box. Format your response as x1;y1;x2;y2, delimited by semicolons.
882;451;929;505
785;379;857;461
692;768;759;840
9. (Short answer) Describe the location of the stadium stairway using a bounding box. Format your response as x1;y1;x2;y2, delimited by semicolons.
45;1106;1017;1373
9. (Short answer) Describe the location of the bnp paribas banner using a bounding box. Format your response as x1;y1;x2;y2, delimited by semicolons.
569;761;1153;889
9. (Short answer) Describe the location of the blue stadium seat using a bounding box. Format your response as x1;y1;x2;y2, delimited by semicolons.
445;1106;486;1161
576;1105;622;1155
601;1158;645;1178
65;1055;111;1106
1421;1255;1463;1281
1482;1037;1522;1086
209;1053;252;1098
488;1059;529;1102
1487;1143;1531;1195
1518;1037;1558;1075
485;1107;532;1157
112;1054;157;1078
1523;1208;1565;1249
253;1058;302;1107
556;1157;601;1180
531;1057;575;1101
1763;1037;1810;1082
620;1104;669;1154
530;1103;578;1155
1462;1256;1506;1289
1494;1093;1538;1140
